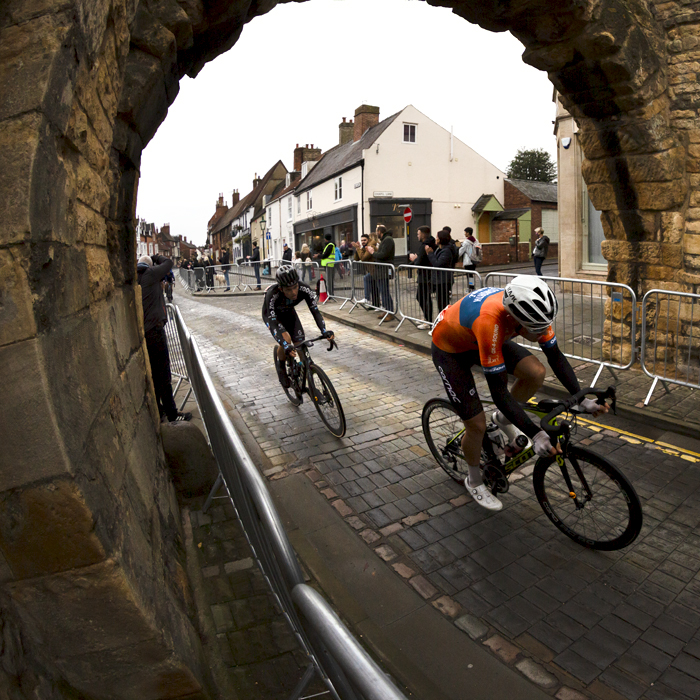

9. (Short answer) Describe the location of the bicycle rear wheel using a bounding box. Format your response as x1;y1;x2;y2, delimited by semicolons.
308;365;346;437
533;446;643;550
422;399;468;483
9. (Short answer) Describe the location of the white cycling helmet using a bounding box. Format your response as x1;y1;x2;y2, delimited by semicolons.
503;275;558;334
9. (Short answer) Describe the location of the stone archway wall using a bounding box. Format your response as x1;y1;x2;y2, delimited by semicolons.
0;0;695;696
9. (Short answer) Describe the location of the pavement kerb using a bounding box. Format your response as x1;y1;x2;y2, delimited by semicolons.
318;306;700;443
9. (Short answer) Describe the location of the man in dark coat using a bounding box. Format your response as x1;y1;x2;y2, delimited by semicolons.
429;230;455;314
137;254;191;422
246;242;262;289
408;226;436;328
220;248;231;291
371;225;395;318
282;243;293;262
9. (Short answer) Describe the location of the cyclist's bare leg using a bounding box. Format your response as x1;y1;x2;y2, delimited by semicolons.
461;411;486;485
510;355;546;402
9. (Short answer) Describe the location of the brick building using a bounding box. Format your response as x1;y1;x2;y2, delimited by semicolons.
503;179;559;260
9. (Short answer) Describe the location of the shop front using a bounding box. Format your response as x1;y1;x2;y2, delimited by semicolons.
369;198;431;261
294;205;358;260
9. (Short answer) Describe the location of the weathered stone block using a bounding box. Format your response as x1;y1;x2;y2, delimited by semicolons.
601;240;661;263
85;244;114;302
0;112;42;245
0;478;106;579
0;247;37;347
161;422;218;500
661;211;685;242
661;243;683;267
8;558;162;657
0;338;72;492
684;232;700;255
0;12;75;126
582;146;684;184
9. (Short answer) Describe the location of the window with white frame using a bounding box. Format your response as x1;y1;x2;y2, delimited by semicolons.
403;123;416;143
287;196;292;220
297;196;300;214
334;177;342;201
268;207;272;228
307;191;312;210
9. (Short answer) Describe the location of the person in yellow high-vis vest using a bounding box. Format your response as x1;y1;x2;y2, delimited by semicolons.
321;232;335;298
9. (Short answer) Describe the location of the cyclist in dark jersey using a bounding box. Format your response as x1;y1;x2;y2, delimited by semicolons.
263;265;333;387
431;275;608;511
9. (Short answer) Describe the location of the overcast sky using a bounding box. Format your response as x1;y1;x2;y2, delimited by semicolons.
136;0;558;246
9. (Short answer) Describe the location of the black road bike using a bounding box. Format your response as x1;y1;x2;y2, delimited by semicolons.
274;335;346;438
422;387;643;550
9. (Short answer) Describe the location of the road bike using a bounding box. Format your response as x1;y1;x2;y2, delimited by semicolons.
422;386;643;550
274;335;346;438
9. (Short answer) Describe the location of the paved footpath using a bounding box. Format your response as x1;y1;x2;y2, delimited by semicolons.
177;289;700;700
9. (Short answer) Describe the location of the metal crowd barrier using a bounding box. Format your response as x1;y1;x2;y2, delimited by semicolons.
485;272;637;386
641;289;700;404
324;259;353;307
168;304;407;700
165;304;193;410
394;264;482;331
349;261;397;324
178;267;196;292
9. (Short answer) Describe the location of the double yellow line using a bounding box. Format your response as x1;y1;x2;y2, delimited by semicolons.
526;399;700;463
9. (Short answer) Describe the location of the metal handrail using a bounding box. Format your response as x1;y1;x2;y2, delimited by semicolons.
640;288;700;404
484;272;637;386
169;304;408;700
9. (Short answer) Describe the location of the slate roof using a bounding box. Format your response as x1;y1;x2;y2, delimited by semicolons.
492;208;530;220
472;194;497;213
294;111;401;195
212;161;287;235
506;179;558;203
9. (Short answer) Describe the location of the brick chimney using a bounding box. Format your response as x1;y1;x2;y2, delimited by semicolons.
354;104;379;142
339;117;354;146
252;173;262;189
294;143;323;172
231;189;239;205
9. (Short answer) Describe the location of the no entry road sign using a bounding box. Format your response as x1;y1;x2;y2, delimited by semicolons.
403;207;413;223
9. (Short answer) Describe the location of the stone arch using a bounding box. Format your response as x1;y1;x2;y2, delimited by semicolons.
0;0;693;696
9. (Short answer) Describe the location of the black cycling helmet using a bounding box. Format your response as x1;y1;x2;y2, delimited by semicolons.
276;265;299;288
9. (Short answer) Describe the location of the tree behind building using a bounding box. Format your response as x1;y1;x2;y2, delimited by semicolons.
507;148;557;182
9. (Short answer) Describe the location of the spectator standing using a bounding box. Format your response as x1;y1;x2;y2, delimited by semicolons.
429;230;454;314
459;227;480;291
352;234;379;306
321;232;336;297
204;254;215;290
137;254;191;423
370;225;395;318
408;225;436;329
193;255;205;291
246;242;262;289
532;226;549;276
282;243;293;262
300;243;313;281
220;248;231;291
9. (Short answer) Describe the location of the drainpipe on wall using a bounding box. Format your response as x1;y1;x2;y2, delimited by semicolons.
361;160;365;238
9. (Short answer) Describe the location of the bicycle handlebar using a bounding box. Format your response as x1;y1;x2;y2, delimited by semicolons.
292;334;338;352
539;386;616;439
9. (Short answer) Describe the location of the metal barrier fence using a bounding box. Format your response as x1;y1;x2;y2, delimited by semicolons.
324;259;353;307
394;264;482;331
485;272;637;386
168;304;407;700
348;261;397;324
641;289;700;404
165;304;192;410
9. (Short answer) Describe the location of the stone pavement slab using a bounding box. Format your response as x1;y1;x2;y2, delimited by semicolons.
174;288;700;700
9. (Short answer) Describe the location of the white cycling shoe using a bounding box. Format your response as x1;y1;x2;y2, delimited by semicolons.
465;476;503;511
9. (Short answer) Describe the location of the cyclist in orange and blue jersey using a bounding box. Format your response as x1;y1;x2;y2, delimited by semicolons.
431;275;608;511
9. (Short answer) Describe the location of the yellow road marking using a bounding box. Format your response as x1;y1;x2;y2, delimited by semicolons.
526;398;700;462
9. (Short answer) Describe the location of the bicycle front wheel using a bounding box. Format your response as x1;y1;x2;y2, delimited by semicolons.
422;399;468;483
308;365;346;437
533;446;643;550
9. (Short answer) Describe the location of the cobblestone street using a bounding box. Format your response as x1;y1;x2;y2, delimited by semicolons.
178;290;700;700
